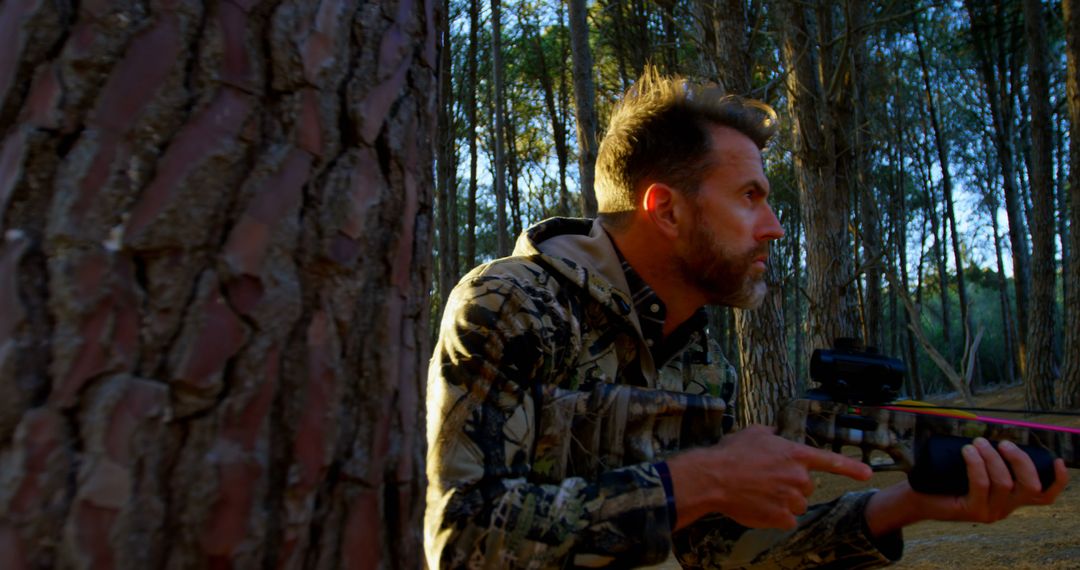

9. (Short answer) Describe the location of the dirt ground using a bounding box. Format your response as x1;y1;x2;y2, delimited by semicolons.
656;384;1080;569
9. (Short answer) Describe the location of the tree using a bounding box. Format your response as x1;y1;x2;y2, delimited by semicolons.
965;0;1033;377
464;0;481;269
780;0;862;356
491;0;510;256
438;0;460;308
1062;0;1080;409
568;0;600;217
914;15;976;372
0;2;435;567
1022;0;1058;409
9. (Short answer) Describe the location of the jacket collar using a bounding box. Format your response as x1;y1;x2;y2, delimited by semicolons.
513;217;658;381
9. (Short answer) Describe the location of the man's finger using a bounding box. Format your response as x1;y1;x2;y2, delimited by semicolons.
796;446;872;480
975;438;1014;494
997;440;1040;494
962;442;990;499
1042;459;1070;502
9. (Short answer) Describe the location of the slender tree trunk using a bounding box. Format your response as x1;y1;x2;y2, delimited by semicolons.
1061;0;1080;409
914;18;978;384
607;0;631;91
911;81;951;353
966;0;1032;376
793;212;805;385
988;185;1019;386
491;0;509;256
464;0;480;269
437;0;457;308
1058;113;1069;320
896;125;922;399
912;203;930;399
505;111;523;238
568;0;599;217
1022;0;1058;409
526;23;572;217
657;0;679;73
0;2;435;567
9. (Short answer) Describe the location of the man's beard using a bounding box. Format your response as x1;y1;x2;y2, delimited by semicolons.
676;219;769;309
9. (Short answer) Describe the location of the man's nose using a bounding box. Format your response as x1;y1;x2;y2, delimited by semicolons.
756;205;785;241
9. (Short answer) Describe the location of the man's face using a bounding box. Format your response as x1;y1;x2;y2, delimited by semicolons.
673;125;784;309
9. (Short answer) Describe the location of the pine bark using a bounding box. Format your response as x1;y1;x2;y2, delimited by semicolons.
780;0;861;358
1023;0;1058;409
0;2;435;568
1062;0;1080;409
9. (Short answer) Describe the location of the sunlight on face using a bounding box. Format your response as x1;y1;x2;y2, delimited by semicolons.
677;210;769;309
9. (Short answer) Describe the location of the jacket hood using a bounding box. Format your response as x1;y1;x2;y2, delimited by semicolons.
512;217;643;338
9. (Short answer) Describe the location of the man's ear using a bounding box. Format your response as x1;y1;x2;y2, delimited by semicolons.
642;183;683;239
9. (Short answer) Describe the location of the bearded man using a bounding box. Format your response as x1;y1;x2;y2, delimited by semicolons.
424;68;1067;569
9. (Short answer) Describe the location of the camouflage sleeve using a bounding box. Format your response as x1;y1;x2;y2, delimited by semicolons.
425;272;674;569
672;491;902;569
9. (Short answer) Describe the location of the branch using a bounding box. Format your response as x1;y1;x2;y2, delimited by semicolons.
886;271;975;404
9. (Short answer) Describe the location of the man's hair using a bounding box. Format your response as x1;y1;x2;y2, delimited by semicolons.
595;67;778;226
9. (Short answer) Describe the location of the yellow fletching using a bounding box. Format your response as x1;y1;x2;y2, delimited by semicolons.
893;400;979;419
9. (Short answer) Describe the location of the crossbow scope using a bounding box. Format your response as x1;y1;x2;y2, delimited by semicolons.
808;338;907;404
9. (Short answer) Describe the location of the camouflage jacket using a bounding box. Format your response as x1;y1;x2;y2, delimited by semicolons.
425;218;900;569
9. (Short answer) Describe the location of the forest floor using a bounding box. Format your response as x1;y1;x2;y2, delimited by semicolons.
653;383;1080;569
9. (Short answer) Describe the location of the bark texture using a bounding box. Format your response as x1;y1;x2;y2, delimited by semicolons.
0;1;436;568
1021;0;1058;409
780;0;861;356
1061;0;1080;409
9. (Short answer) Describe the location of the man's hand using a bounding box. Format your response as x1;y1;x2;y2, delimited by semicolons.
666;425;872;531
865;437;1070;536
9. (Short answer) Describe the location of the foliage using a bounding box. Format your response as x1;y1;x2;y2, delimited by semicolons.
433;0;1075;402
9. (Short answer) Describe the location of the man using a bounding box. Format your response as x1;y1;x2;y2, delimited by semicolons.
424;69;1068;569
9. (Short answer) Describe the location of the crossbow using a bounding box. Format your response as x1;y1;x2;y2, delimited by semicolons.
777;339;1080;494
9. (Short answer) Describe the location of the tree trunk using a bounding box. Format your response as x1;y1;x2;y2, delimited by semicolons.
526;22;572;217
464;0;480;269
912;83;951;356
965;0;1032;377
505;110;523;239
914;17;978;382
0;2;435;568
1061;0;1080;409
781;0;861;357
693;0;751;90
844;1;880;351
987;180;1019;386
895;112;922;399
438;0;457;308
568;0;599;217
491;0;509;257
1023;0;1059;409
